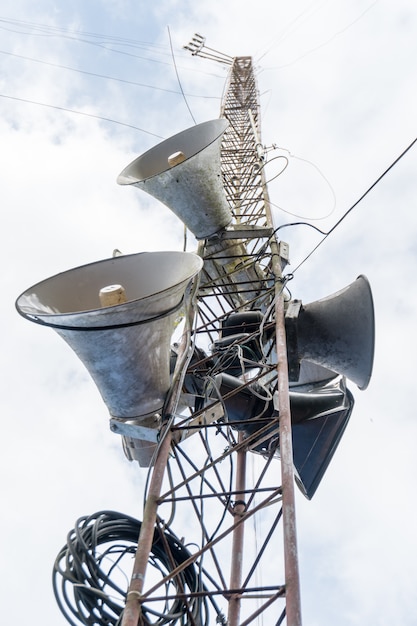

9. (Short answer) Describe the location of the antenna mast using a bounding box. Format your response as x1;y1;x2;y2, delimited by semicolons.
17;33;374;626
120;45;302;625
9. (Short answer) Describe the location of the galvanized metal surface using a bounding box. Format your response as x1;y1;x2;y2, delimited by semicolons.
117;119;232;239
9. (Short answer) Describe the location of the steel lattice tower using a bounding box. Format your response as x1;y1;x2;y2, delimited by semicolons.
16;33;375;626
119;49;302;626
18;42;311;626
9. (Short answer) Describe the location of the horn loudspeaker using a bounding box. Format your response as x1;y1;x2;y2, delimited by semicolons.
286;275;375;389
16;251;203;465
117;119;232;239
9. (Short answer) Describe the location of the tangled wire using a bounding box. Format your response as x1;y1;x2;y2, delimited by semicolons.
52;510;216;626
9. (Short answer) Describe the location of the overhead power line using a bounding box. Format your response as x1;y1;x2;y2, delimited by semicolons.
292;135;417;273
0;93;165;138
0;50;221;99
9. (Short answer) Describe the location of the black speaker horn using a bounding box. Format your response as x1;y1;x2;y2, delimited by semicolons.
285;275;375;390
212;372;354;499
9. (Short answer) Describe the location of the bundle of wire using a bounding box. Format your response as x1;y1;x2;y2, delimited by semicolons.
52;510;212;626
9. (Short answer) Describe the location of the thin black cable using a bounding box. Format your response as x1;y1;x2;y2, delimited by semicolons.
167;26;197;125
0;50;221;100
256;1;379;68
265;147;337;221
292;136;417;274
0;17;177;66
52;510;215;626
0;16;166;46
0;93;165;138
0;16;226;79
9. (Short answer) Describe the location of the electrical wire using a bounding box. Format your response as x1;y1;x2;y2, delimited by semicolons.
0;16;226;80
142;273;201;506
291;135;417;274
265;146;337;220
0;17;185;66
0;50;221;100
167;26;197;125
256;1;379;69
52;510;215;626
198;423;235;546
0;93;165;138
0;19;222;138
254;0;326;62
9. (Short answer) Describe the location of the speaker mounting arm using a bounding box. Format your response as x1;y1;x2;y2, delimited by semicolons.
285;299;303;382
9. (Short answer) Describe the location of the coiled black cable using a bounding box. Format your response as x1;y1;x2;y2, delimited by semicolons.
52;510;214;626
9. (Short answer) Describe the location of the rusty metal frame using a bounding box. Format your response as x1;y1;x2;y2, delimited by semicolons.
122;55;302;626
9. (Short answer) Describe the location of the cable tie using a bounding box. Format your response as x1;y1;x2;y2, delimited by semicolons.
127;590;142;601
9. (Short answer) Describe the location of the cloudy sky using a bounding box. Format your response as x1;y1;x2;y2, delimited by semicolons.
1;1;417;624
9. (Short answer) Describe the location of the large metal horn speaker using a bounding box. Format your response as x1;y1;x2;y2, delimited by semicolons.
16;251;203;465
286;275;375;389
117;119;232;239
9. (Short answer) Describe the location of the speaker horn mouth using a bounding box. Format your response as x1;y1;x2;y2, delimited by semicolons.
285;274;375;390
116;119;232;240
117;119;229;184
15;251;203;431
15;251;203;328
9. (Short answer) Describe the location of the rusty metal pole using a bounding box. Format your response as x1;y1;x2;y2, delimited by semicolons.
249;108;302;626
275;288;302;626
121;298;197;626
121;428;173;626
227;433;247;626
